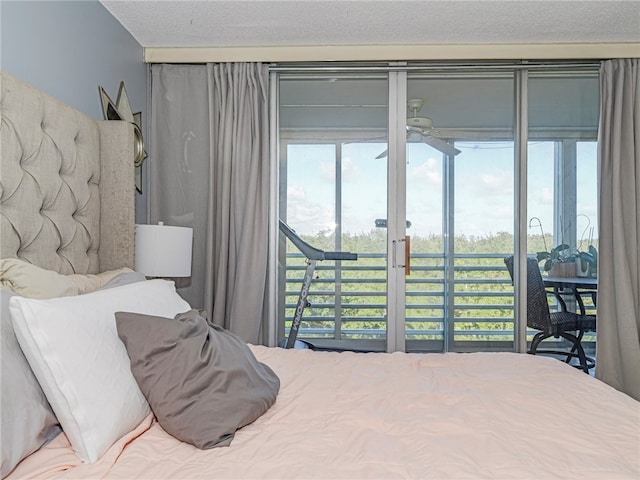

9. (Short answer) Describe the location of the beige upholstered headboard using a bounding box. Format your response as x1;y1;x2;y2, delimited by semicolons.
0;72;135;274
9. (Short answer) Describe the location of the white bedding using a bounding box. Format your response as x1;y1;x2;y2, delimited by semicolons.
8;347;640;479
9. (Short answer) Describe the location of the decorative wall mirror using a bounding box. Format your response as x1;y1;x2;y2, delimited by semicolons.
99;82;146;193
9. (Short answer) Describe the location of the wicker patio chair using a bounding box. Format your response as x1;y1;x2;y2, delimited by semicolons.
504;256;596;373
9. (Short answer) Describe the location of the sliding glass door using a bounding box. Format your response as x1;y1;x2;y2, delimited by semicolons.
275;64;599;354
404;74;516;352
278;75;390;351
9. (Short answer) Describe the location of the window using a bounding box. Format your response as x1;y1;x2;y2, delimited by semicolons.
276;65;599;353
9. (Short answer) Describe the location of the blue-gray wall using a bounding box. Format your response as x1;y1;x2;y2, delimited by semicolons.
1;0;147;221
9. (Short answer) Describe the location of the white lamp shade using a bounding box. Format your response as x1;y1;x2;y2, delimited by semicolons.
135;223;193;277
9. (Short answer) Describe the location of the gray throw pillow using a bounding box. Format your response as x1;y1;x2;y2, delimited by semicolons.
1;287;61;478
115;309;280;449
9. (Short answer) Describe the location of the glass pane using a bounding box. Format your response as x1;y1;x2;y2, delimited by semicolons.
576;141;598;321
576;141;598;254
407;75;515;353
527;141;555;255
453;141;515;350
278;76;388;351
405;142;445;351
527;72;599;362
285;144;336;233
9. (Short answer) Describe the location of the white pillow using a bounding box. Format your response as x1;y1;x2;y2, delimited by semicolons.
9;279;191;463
0;258;134;298
1;258;78;298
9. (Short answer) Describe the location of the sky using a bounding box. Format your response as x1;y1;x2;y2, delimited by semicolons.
285;140;598;246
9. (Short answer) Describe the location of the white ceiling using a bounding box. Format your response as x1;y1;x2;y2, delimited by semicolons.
100;0;640;48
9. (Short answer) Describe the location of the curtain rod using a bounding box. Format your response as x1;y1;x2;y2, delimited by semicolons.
268;61;601;73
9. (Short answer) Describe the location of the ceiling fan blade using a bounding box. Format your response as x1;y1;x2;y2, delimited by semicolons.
422;135;461;156
434;128;502;140
375;148;389;159
375;134;460;158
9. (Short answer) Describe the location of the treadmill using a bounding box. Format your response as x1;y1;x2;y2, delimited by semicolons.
278;220;358;349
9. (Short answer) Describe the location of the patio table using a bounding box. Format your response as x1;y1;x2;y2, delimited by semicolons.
543;276;597;316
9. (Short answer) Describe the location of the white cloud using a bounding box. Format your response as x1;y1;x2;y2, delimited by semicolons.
287;184;307;202
286;184;335;234
408;157;442;186
341;156;360;183
476;170;513;196
538;187;553;205
319;160;335;183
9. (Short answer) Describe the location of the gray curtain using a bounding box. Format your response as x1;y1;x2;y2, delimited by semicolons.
149;63;270;344
596;59;640;400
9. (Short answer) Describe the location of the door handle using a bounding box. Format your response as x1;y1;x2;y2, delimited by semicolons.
405;235;410;276
393;237;407;271
392;237;410;275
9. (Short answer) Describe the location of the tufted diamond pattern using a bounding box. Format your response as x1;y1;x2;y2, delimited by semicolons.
1;74;102;274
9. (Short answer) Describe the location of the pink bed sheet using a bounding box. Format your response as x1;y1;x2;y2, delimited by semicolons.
8;347;640;479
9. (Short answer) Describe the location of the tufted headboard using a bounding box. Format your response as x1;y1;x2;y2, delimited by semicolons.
0;72;135;274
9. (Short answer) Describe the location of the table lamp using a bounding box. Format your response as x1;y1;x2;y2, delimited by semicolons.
134;222;193;277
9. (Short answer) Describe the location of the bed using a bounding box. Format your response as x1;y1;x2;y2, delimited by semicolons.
1;71;639;480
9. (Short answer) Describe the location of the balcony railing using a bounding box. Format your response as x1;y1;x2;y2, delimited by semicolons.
281;252;596;351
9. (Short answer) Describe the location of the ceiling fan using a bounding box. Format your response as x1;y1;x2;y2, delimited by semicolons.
376;98;461;158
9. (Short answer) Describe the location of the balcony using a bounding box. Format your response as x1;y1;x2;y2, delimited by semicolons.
281;250;596;353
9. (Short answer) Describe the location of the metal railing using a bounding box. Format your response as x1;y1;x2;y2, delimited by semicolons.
282;252;596;350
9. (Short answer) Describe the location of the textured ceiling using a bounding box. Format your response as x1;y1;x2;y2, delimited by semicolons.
100;0;640;48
